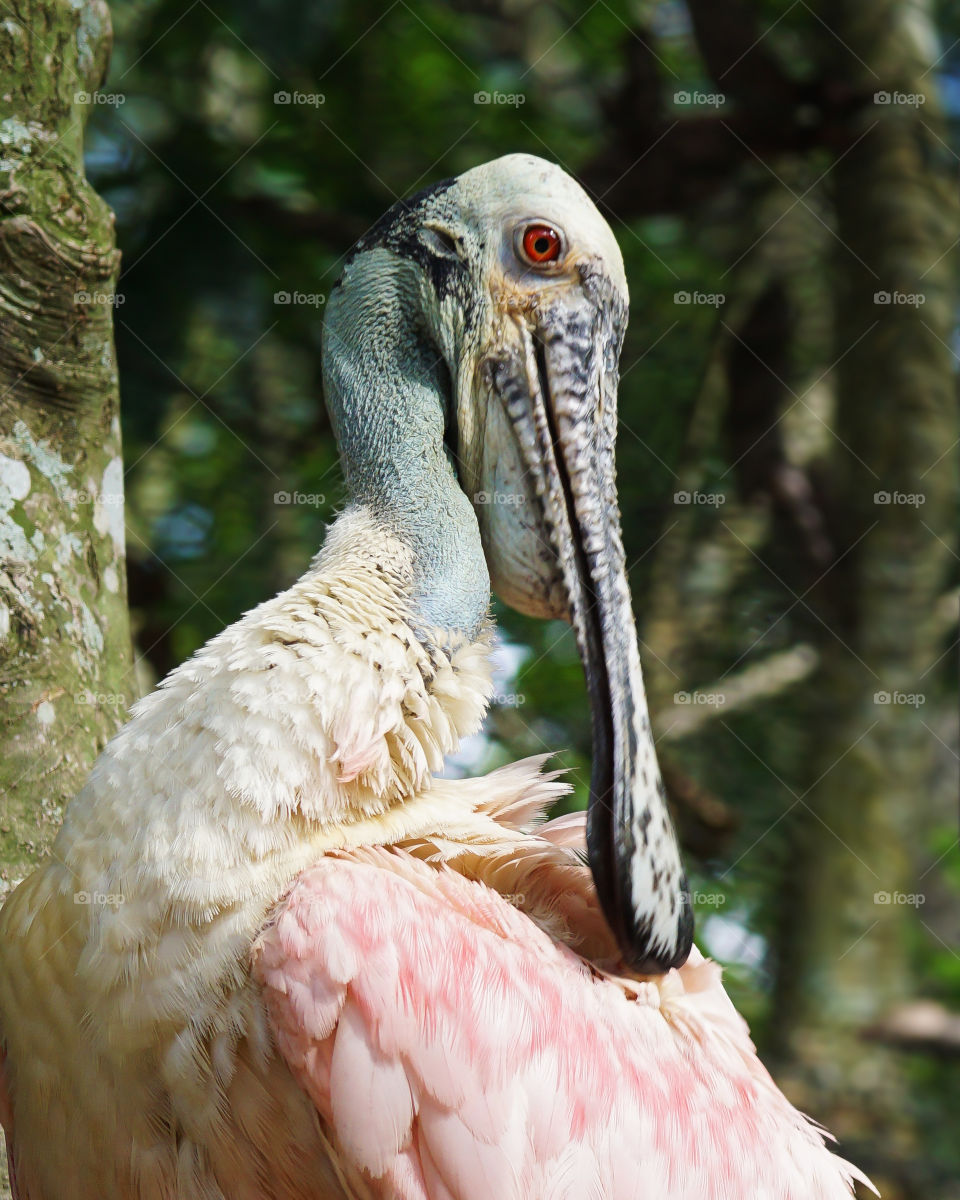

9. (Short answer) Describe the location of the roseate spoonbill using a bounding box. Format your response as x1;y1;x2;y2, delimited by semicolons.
0;154;873;1199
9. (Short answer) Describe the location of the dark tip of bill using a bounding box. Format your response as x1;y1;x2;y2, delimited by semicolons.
625;881;695;974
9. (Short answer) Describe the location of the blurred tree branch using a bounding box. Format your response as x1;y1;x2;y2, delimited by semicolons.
866;1001;960;1057
658;643;819;740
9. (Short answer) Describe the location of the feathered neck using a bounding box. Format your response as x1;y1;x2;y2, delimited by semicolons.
49;506;496;1033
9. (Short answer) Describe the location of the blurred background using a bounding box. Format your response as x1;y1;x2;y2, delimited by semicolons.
84;1;958;1194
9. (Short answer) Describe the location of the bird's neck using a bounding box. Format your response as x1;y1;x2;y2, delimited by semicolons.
49;508;496;1039
323;248;489;640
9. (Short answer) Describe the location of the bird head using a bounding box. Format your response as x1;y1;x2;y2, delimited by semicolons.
324;154;692;973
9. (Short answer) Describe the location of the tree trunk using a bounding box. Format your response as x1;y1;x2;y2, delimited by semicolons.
1;11;128;1188
770;3;958;1196
0;0;128;908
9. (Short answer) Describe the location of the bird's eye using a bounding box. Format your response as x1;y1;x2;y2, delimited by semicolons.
518;223;563;266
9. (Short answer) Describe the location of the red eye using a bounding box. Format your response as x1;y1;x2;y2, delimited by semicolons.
520;224;562;265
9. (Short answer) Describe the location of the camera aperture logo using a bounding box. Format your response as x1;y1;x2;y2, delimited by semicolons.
674;690;726;708
674;91;725;108
873;290;925;307
67;488;123;507
873;690;924;708
474;491;525;506
75;691;128;709
874;91;925;107
274;291;325;307
874;890;924;907
75;291;125;307
674;490;725;507
474;90;525;107
674;290;725;307
74;890;125;908
873;490;924;507
74;90;125;106
273;91;325;107
274;491;326;507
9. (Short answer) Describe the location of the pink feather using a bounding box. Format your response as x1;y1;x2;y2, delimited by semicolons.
252;817;876;1200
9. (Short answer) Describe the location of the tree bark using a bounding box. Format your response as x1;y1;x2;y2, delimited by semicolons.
0;0;129;913
0;5;136;1194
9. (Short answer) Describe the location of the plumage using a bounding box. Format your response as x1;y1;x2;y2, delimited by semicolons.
254;813;873;1200
0;154;872;1198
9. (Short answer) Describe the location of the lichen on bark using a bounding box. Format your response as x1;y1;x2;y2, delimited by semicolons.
0;0;132;929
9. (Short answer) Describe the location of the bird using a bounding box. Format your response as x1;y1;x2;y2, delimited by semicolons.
0;153;874;1200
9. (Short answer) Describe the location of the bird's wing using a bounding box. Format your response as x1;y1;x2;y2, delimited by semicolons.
252;833;873;1200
